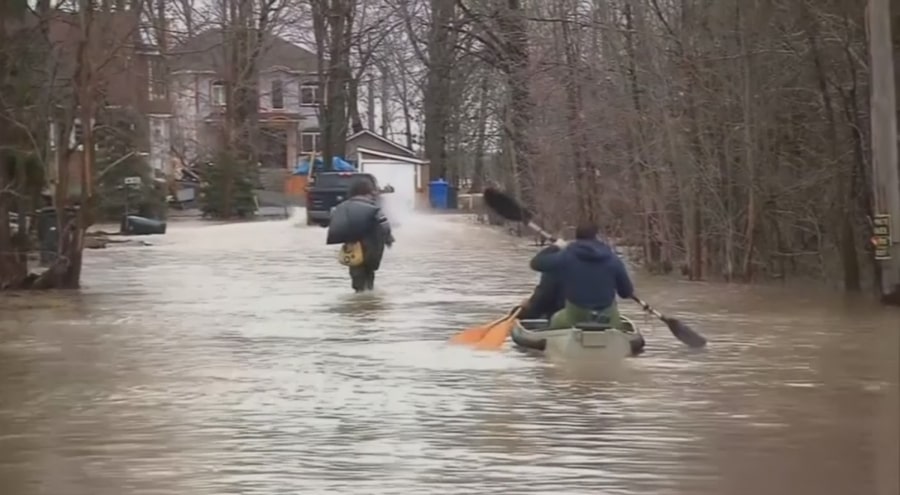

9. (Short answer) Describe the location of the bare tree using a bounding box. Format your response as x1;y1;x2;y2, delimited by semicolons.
403;0;897;299
311;0;355;167
1;0;151;289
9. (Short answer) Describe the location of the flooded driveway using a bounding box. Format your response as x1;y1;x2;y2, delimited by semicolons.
1;212;898;495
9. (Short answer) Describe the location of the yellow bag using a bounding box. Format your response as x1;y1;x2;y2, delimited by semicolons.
337;242;364;267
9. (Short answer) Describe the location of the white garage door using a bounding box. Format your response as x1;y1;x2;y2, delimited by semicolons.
359;160;417;218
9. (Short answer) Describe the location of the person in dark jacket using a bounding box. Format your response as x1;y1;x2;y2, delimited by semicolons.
518;247;566;320
326;177;394;292
529;224;634;329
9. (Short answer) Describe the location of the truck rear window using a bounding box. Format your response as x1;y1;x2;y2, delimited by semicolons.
312;173;375;189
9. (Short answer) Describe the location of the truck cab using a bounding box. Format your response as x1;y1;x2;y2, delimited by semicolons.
305;171;379;227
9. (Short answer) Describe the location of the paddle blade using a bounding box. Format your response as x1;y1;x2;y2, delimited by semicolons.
662;316;707;348
483;188;532;223
474;317;516;350
449;323;494;345
449;306;525;346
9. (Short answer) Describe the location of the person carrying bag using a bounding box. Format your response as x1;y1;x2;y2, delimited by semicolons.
326;177;394;292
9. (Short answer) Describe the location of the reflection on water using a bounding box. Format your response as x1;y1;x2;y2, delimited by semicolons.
1;211;897;495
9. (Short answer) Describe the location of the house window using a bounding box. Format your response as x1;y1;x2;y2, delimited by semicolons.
69;117;95;150
148;57;166;100
300;83;320;106
71;119;84;149
210;81;226;106
48;121;58;149
271;79;284;109
300;131;320;152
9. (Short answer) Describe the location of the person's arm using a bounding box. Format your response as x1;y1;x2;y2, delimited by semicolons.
614;257;635;299
529;245;565;272
374;206;394;246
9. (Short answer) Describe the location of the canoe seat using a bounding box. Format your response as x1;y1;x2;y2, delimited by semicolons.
575;314;613;332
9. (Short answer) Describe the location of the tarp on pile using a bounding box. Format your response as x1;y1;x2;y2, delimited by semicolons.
293;156;355;175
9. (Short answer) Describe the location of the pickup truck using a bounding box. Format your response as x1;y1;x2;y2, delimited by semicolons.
305;171;379;227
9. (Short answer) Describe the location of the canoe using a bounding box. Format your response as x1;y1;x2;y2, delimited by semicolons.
511;316;646;360
121;215;167;236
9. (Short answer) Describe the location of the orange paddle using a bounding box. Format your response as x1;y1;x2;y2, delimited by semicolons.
448;313;512;345
474;306;523;350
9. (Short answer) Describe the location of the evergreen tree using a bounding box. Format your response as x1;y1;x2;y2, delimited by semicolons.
199;151;258;219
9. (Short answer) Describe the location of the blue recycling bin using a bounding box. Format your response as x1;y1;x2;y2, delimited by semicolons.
429;179;450;209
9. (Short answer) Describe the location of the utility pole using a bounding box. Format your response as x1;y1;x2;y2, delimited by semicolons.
380;63;390;138
366;77;376;131
866;0;900;305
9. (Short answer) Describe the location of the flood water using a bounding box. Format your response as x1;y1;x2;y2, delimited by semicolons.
1;211;898;495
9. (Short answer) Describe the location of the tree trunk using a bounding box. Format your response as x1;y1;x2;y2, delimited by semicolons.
470;74;489;193
423;0;454;179
499;0;533;207
737;2;757;281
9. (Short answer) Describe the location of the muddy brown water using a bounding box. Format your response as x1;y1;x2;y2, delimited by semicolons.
1;212;898;495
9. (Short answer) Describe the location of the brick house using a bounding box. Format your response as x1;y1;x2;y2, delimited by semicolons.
39;8;172;195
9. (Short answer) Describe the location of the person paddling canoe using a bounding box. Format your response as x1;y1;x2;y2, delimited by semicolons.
529;223;634;329
519;245;566;320
326;177;395;292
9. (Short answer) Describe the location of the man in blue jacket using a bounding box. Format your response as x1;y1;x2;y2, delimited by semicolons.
529;224;635;329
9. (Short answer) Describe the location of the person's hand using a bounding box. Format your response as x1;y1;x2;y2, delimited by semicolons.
553;238;568;249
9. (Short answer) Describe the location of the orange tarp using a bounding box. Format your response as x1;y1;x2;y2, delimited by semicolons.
285;175;308;197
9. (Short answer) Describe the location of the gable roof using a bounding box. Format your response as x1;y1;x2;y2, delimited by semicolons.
347;129;417;157
356;147;429;165
169;29;318;73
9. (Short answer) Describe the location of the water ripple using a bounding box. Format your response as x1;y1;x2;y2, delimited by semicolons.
0;212;897;495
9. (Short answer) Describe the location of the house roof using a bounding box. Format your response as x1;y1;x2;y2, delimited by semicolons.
347;129;417;157
169;29;318;74
356;147;429;165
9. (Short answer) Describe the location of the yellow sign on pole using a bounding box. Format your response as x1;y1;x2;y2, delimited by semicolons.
872;214;892;260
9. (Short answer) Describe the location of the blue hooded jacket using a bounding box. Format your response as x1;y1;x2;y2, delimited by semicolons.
529;238;634;310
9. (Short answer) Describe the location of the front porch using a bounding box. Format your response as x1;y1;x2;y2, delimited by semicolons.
258;112;303;170
200;111;312;170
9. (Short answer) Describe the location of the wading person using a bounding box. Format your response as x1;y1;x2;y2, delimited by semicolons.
529;224;634;329
326;177;394;292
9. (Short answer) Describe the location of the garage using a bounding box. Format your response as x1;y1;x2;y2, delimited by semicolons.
346;130;429;215
355;148;428;222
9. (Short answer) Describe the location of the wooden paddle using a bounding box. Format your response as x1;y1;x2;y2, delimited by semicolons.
482;187;708;349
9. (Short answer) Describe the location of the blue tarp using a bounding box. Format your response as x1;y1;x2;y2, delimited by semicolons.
293;156;355;175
